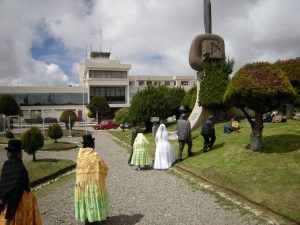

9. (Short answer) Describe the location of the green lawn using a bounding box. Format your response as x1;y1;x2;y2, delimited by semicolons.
41;140;78;151
24;159;76;187
109;120;300;223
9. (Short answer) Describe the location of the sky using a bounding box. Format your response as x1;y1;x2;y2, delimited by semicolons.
0;0;299;86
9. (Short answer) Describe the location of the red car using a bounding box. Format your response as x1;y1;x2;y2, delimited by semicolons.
93;120;119;130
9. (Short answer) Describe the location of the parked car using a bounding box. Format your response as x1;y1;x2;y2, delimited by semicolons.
93;120;119;130
119;123;132;130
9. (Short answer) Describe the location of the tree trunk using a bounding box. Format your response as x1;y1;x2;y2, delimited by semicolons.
33;152;36;161
250;113;263;151
286;102;294;119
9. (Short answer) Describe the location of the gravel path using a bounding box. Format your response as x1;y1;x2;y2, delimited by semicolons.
1;132;268;225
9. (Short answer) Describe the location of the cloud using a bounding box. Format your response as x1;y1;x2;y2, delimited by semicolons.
0;0;300;86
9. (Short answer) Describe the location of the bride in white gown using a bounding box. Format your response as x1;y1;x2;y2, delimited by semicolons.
153;124;175;169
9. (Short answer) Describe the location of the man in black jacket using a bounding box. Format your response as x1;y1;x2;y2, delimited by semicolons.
201;115;216;152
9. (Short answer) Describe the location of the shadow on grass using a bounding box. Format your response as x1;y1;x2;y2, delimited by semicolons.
99;214;144;225
262;134;300;153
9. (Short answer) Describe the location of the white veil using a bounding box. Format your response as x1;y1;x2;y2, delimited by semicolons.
155;124;168;143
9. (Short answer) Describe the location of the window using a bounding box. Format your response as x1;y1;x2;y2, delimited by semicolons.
165;81;170;86
138;81;144;86
129;81;135;86
89;70;127;79
181;81;189;85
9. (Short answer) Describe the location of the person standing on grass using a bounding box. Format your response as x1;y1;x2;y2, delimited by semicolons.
201;115;216;152
153;124;175;169
74;134;109;225
176;113;194;161
128;123;141;164
130;131;152;170
0;139;42;225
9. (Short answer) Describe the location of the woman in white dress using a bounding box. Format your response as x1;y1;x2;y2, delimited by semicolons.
153;124;175;169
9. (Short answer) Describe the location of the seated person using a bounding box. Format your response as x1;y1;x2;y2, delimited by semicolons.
224;118;240;133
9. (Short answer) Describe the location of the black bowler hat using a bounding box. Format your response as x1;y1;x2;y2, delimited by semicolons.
82;134;95;144
5;139;22;152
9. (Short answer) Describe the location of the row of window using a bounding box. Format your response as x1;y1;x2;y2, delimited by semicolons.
89;70;127;79
90;87;126;104
129;80;190;86
9;93;88;106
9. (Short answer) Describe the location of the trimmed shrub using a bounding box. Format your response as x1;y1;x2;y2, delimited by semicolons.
5;131;14;139
48;124;63;143
21;126;44;161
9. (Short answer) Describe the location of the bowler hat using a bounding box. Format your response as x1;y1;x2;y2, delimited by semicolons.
5;139;22;152
82;134;95;144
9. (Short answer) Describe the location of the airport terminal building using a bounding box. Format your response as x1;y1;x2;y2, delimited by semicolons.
0;51;196;121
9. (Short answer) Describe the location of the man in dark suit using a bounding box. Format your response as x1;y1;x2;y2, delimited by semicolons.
176;114;194;161
201;115;216;152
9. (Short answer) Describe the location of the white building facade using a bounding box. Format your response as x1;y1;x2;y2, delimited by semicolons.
0;51;196;120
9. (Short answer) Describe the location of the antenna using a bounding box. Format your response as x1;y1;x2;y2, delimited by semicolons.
99;22;102;53
85;44;87;59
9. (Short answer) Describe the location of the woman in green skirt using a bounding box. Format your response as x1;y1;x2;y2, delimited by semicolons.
130;131;152;170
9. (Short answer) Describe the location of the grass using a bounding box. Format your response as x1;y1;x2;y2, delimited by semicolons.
34;172;75;198
41;140;78;151
109;119;300;223
24;159;76;186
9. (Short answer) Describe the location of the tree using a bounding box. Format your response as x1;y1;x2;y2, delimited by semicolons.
182;85;197;113
199;58;234;108
0;94;21;116
199;58;234;119
130;85;186;130
87;96;111;123
163;86;186;120
21;126;44;161
115;107;131;131
59;109;79;130
224;62;296;151
48;124;63;143
273;58;300;118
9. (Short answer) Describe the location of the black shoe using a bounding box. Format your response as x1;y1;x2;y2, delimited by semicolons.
188;152;195;157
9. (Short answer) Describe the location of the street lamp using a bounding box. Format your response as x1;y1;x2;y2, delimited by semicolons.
82;75;88;134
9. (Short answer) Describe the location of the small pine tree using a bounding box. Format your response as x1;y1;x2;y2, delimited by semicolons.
21;126;44;161
5;130;14;139
48;124;63;143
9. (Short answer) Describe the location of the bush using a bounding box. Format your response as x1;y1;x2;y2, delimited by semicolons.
21;126;44;161
5;131;14;139
59;109;78;130
48;124;63;143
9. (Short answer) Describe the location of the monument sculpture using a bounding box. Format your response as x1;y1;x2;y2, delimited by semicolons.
188;0;226;129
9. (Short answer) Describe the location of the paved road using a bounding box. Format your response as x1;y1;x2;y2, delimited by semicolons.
33;131;267;224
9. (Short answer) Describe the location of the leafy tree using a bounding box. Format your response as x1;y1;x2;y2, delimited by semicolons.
21;126;44;161
163;86;186;119
130;85;186;130
224;62;296;151
0;94;21;116
199;58;234;110
59;109;79;130
273;58;300;118
48;124;63;143
87;96;111;123
182;85;197;113
115;107;131;131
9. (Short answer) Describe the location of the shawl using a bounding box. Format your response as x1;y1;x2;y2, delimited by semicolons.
0;157;29;220
133;133;149;148
75;148;108;193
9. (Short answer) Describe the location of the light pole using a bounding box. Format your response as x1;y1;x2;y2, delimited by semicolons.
82;75;88;134
3;115;5;132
